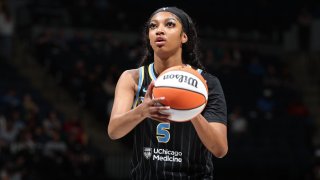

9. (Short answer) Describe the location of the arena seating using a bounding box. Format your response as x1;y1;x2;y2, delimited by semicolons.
0;60;106;180
29;28;314;179
2;0;317;178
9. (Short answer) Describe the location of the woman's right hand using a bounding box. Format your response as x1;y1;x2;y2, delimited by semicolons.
140;81;171;122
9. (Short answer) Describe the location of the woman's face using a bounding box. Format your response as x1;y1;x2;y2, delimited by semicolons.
148;11;188;56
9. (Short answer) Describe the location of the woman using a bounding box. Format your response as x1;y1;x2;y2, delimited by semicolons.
108;7;228;179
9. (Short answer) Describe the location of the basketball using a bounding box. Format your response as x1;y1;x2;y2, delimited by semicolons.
152;65;208;122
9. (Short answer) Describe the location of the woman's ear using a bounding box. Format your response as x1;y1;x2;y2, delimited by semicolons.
182;33;188;44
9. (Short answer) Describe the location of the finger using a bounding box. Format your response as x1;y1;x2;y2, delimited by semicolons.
158;109;171;115
152;113;170;119
145;81;155;98
150;113;170;120
147;97;166;107
152;97;166;105
150;108;171;119
149;106;170;112
151;114;171;123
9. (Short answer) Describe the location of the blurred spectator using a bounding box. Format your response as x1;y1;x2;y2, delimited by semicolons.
9;110;25;130
1;88;20;109
229;106;248;135
63;116;85;145
10;129;35;154
22;93;39;114
33;126;49;144
44;129;67;157
256;88;275;119
43;110;62;133
0;162;21;180
0;0;14;61
0;117;20;143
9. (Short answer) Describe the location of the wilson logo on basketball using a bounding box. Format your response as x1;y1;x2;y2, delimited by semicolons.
163;74;198;88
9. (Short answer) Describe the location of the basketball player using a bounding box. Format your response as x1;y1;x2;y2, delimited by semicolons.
108;7;228;179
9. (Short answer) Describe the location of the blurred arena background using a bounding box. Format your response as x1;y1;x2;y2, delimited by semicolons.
0;0;319;179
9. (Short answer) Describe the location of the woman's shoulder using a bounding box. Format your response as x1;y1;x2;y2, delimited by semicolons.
119;68;140;84
201;71;220;82
122;68;139;76
201;71;224;91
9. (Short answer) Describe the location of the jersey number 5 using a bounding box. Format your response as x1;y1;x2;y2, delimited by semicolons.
156;123;170;143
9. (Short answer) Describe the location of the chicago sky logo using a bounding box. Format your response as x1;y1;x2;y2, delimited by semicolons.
143;147;152;159
142;88;147;93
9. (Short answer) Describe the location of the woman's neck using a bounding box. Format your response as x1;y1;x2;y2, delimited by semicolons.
153;51;183;75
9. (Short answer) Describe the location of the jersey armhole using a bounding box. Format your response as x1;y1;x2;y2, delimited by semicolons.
132;67;144;108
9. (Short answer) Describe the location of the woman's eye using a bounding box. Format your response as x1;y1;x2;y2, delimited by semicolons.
166;22;175;27
149;23;157;29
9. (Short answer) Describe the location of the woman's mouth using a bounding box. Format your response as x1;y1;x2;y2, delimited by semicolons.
155;37;166;47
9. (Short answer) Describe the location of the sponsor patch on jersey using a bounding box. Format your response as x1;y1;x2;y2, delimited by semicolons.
143;147;182;163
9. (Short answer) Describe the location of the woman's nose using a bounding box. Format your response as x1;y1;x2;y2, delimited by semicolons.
156;25;165;35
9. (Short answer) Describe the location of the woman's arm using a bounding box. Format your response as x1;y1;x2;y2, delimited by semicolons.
107;70;170;140
191;72;228;158
191;116;228;158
